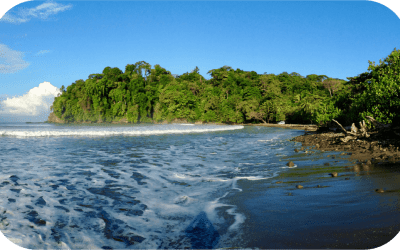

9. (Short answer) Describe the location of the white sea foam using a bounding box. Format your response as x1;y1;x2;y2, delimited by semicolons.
280;164;298;168
0;123;305;249
0;125;244;137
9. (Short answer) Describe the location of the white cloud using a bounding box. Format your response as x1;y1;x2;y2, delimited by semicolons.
36;50;51;55
0;44;30;73
0;81;61;117
1;1;72;24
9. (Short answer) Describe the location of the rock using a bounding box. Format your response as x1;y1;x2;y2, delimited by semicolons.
296;185;303;189
324;162;330;166
375;188;385;193
317;185;321;188
330;172;338;177
300;147;305;151
345;178;350;180
366;160;372;165
46;112;65;123
286;161;295;167
294;149;299;152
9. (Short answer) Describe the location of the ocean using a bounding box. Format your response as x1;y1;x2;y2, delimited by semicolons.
0;122;398;249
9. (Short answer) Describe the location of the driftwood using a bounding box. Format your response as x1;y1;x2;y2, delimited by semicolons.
331;119;370;143
331;116;400;142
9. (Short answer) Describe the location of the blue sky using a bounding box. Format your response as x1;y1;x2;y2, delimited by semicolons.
0;0;399;122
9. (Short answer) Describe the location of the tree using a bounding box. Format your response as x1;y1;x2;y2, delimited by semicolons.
191;66;200;74
348;48;400;128
306;74;328;83
322;79;342;97
49;60;343;126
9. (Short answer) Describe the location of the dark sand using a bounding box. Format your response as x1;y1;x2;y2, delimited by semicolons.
221;125;400;249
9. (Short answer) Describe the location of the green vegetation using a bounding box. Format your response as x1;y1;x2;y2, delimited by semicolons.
50;49;400;128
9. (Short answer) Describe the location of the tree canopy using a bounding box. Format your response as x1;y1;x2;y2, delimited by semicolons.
50;48;400;128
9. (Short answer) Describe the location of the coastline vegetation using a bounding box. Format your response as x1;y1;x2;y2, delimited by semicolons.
49;49;400;128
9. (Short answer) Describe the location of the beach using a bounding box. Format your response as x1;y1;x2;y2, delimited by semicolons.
219;124;400;249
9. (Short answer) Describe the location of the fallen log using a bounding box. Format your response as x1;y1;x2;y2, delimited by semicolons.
331;119;370;142
331;116;400;142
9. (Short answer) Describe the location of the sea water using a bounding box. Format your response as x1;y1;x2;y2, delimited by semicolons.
0;123;348;249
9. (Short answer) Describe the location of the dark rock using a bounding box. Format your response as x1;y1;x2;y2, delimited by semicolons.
345;178;350;180
294;149;299;153
286;161;295;167
36;219;47;226
324;162;330;166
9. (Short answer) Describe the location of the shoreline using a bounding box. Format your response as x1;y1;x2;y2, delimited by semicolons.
291;129;400;167
220;126;400;249
9;121;400;248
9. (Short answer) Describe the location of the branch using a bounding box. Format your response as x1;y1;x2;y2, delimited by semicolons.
332;119;348;134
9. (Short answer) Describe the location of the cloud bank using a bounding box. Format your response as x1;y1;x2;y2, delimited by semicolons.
1;1;72;24
0;44;30;73
0;82;61;121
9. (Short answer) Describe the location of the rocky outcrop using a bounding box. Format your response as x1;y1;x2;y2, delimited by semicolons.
46;112;65;123
111;117;128;124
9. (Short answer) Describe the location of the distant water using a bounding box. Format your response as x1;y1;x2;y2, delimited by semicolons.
0;122;345;249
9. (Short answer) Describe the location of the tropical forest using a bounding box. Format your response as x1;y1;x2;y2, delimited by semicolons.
49;48;400;129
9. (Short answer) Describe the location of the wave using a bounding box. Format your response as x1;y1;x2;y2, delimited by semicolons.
0;125;244;137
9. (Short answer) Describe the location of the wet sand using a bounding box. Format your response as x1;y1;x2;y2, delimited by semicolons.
220;126;400;249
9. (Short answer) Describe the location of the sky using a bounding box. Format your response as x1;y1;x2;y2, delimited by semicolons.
0;0;399;122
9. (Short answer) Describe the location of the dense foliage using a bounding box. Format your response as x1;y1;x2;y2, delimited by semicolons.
50;49;400;127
